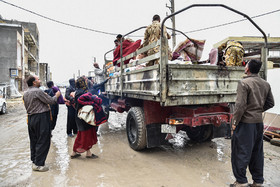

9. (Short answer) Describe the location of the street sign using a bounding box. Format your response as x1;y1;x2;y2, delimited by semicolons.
9;68;18;77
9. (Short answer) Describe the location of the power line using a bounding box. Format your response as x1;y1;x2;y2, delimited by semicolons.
0;0;118;36
132;9;280;37
1;0;279;37
185;9;280;34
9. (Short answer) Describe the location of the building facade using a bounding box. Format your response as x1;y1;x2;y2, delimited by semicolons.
0;18;50;96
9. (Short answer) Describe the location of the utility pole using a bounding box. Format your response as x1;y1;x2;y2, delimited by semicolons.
166;0;176;49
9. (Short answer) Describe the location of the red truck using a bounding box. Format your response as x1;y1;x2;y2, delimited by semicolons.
103;4;268;150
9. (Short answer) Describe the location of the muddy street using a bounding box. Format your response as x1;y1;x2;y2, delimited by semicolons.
0;101;279;187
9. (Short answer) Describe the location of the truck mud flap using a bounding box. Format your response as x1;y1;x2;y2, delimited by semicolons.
146;124;169;148
212;123;228;138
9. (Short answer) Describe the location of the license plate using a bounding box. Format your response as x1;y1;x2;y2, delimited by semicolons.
161;124;176;134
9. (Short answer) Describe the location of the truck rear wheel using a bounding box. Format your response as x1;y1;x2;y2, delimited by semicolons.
126;107;147;150
186;125;213;142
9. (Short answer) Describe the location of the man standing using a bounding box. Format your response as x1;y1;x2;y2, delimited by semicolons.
93;62;105;92
141;14;171;66
231;60;274;187
23;76;61;172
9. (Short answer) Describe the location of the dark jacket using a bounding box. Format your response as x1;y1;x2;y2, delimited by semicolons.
45;88;59;116
89;78;109;95
65;79;76;103
233;74;274;125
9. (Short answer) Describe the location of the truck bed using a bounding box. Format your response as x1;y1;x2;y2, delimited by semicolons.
106;63;245;106
104;4;268;108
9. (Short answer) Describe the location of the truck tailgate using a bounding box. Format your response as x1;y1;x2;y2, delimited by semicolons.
165;64;245;106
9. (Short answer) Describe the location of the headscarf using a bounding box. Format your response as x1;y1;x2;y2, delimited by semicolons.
69;78;75;89
75;77;88;92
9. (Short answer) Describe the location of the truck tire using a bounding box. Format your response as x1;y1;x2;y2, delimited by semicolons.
185;125;212;142
126;107;147;150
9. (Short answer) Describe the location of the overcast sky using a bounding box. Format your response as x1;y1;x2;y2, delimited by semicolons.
0;0;280;83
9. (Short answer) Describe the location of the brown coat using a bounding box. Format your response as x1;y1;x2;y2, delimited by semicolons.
233;74;274;125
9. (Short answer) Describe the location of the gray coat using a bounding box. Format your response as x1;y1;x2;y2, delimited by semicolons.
94;68;105;84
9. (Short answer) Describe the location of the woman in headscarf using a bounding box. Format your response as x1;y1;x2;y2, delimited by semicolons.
70;77;106;159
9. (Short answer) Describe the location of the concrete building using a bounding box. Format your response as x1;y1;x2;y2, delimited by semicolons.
0;18;49;96
39;63;51;87
0;22;24;96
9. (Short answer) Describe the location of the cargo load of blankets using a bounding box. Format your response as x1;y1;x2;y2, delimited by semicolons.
106;38;245;76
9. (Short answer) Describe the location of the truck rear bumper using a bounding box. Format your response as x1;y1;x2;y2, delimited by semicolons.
146;123;228;148
167;113;231;127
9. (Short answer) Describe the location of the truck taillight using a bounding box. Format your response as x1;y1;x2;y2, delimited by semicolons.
169;119;184;125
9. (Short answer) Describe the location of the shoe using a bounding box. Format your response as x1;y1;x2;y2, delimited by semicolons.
225;136;231;139
68;134;74;137
86;154;99;159
33;165;49;172
32;163;37;170
230;181;248;187
249;182;264;187
70;153;81;159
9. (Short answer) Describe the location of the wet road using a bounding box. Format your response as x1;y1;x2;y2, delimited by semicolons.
0;101;280;187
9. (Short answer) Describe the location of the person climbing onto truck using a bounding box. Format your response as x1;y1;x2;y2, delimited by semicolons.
140;14;171;66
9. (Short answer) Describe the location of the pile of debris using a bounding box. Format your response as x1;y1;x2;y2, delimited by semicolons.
264;130;280;146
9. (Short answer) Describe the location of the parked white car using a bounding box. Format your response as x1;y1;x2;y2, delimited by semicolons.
0;88;7;114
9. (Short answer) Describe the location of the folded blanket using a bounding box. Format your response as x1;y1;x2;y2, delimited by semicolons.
172;38;205;62
78;92;107;126
209;48;218;65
